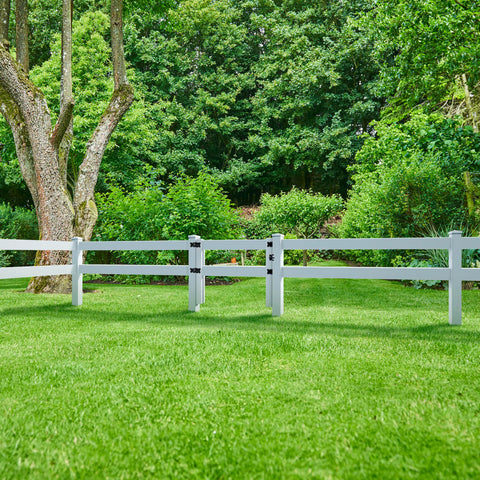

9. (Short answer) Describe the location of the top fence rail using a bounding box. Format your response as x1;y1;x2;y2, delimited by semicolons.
0;239;73;251
282;237;452;250
1;236;478;252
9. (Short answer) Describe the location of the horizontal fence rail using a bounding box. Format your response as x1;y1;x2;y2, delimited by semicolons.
282;237;452;250
282;266;451;281
0;265;73;279
0;239;73;251
80;240;190;251
79;265;190;276
0;231;479;325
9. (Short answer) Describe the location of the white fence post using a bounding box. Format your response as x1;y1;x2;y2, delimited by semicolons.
72;237;83;306
272;233;284;316
188;235;201;312
266;238;273;308
449;230;462;325
200;243;205;305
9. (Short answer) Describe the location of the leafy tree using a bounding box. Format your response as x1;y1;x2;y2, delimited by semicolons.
124;0;381;201
248;0;381;195
365;0;480;128
0;0;134;293
124;0;263;201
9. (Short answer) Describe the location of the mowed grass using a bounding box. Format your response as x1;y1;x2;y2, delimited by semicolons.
1;264;480;479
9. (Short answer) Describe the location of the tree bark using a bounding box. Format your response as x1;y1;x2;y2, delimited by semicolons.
57;0;73;188
0;0;10;50
461;73;478;132
15;0;28;74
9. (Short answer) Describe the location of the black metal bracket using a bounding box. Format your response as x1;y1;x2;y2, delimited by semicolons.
190;242;201;248
267;269;273;275
269;254;274;261
267;241;273;248
190;268;201;274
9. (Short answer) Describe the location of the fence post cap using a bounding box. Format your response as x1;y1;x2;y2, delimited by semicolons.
448;230;463;236
72;236;83;242
272;233;283;238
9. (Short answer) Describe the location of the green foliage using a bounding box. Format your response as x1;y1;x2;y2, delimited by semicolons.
162;173;241;241
124;0;380;201
339;114;480;266
0;124;31;207
248;0;381;195
363;0;480;123
0;204;38;267
93;172;240;272
252;188;343;239
124;0;263;197
27;0;107;68
393;223;480;289
1;0;381;207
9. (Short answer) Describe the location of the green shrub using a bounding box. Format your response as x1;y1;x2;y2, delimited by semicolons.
339;113;480;266
242;188;343;266
162;173;241;241
93;172;241;275
253;188;343;239
0;204;38;267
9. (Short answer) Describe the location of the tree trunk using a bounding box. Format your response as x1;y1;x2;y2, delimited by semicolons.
0;0;133;294
461;74;478;133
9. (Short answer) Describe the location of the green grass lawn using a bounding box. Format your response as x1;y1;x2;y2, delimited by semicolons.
1;264;480;479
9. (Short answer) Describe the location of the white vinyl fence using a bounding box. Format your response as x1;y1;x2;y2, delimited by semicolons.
1;231;479;325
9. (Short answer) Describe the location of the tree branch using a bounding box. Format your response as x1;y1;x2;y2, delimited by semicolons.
0;44;29;110
73;0;134;226
50;97;75;150
0;0;10;50
0;43;43;120
74;84;134;202
61;0;73;102
453;0;468;11
461;73;478;132
58;0;73;188
0;45;58;200
111;0;127;89
15;0;28;74
0;84;39;209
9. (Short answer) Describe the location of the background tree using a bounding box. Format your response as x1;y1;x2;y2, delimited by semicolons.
0;0;134;293
365;0;480;127
124;0;381;202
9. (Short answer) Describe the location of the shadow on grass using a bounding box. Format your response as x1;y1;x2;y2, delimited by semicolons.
2;302;479;345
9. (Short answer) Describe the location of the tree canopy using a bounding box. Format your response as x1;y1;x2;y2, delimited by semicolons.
0;0;382;207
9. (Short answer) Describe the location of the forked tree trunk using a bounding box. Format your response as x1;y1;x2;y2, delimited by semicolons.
0;0;133;294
